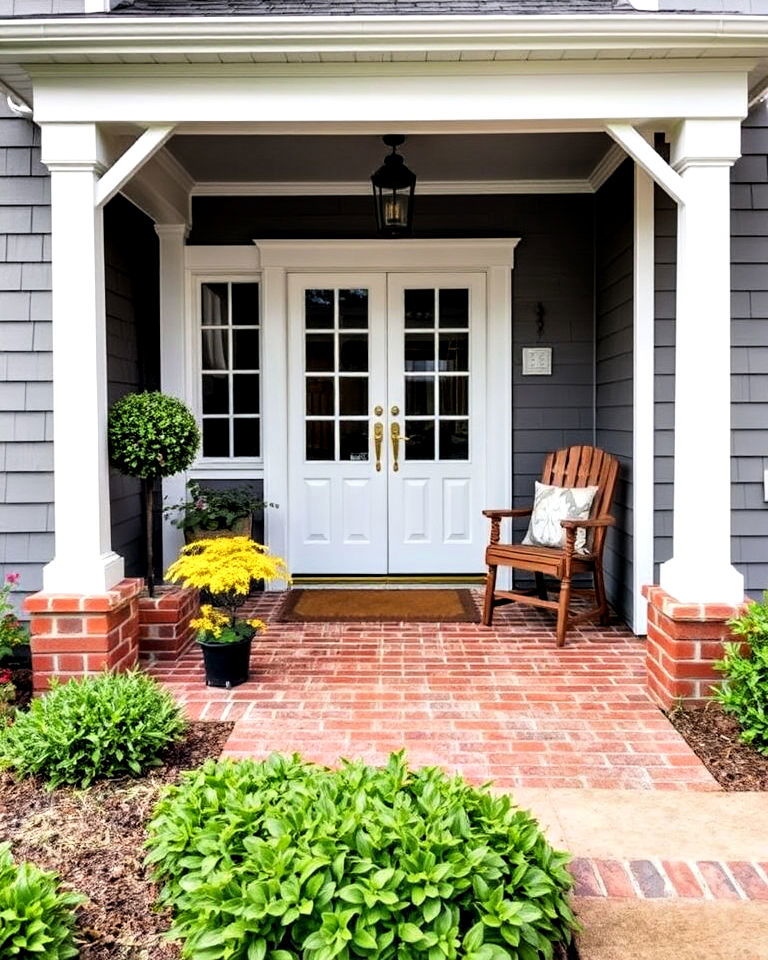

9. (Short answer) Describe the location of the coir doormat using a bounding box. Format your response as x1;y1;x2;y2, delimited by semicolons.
277;588;480;623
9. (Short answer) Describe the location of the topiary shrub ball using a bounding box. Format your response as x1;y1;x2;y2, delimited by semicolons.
0;843;83;959
147;752;577;960
0;671;186;789
108;391;200;480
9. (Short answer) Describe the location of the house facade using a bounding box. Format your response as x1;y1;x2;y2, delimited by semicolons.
1;0;768;697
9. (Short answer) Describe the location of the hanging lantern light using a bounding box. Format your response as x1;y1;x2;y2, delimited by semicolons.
371;135;416;237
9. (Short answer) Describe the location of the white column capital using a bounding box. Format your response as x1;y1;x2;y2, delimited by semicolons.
670;118;743;174
39;122;110;173
154;222;189;240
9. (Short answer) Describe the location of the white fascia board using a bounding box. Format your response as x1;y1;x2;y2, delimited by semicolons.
2;15;768;59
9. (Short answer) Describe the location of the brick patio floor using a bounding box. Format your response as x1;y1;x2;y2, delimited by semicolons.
146;590;718;791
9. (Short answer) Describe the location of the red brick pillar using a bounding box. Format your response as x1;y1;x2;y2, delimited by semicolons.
643;585;749;709
24;578;143;693
138;586;199;663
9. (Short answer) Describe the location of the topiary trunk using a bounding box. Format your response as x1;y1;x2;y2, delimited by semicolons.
143;477;155;598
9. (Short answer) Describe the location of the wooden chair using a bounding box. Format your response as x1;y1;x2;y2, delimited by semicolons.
482;445;619;646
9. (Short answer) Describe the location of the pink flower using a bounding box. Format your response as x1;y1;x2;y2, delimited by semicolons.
0;669;12;685
4;573;20;585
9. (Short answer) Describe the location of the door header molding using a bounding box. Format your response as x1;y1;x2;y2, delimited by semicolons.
253;238;520;271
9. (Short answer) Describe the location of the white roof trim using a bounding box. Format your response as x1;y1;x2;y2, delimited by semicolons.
1;14;768;60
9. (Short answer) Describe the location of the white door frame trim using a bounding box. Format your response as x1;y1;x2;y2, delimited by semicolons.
253;238;517;587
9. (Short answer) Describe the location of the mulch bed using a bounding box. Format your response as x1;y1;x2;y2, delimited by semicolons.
668;702;768;791
0;720;234;959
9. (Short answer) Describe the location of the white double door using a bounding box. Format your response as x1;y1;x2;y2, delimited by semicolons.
288;272;488;575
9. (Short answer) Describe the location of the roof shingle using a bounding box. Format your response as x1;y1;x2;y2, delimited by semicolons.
108;0;634;16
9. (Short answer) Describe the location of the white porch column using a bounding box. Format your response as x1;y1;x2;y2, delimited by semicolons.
40;123;124;593
156;223;189;570
659;119;744;605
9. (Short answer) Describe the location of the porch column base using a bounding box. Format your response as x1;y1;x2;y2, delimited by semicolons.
643;584;749;709
42;550;125;595
138;586;199;663
24;578;143;692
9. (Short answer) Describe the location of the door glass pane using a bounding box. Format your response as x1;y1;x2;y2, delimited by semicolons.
202;329;228;370
202;374;229;414
306;334;335;372
438;333;468;372
439;288;469;328
306;377;335;416
339;289;368;329
231;283;259;325
233;419;260;457
233;329;259;370
233;374;260;414
339;334;368;373
339;377;368;416
201;283;228;325
439;376;468;416
439;420;469;461
202;419;229;457
404;420;435;461
405;333;435;372
340;421;369;461
405;376;434;416
404;289;435;328
306;421;335;461
306;289;334;328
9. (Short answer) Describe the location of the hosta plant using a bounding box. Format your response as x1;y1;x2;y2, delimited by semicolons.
0;842;84;959
146;752;577;960
0;670;186;788
714;592;768;753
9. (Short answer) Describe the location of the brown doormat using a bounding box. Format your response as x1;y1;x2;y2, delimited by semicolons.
278;588;480;623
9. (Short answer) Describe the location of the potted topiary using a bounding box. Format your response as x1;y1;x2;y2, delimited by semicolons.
165;536;289;688
163;479;277;543
107;392;200;597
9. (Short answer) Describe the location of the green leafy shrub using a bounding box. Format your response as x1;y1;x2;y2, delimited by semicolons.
108;391;200;595
0;671;186;788
146;752;576;960
0;842;84;959
715;592;768;753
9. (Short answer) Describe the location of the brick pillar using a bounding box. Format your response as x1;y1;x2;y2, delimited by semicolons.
643;585;749;709
138;586;199;663
24;578;143;693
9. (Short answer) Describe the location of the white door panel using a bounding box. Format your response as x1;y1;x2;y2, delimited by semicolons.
288;271;489;575
387;274;487;574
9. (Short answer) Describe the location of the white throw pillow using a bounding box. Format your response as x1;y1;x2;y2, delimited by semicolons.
522;482;598;554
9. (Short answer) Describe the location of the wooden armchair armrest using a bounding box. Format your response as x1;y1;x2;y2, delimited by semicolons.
560;515;615;529
482;507;533;519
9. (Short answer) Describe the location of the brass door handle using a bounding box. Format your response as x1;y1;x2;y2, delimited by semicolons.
390;422;409;472
373;421;384;472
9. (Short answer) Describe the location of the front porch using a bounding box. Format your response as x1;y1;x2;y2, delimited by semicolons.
147;591;718;791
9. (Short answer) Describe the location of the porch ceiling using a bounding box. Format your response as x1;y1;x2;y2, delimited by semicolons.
166;131;613;185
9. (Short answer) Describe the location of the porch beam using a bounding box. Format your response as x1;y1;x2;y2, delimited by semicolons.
95;124;175;209
605;123;687;205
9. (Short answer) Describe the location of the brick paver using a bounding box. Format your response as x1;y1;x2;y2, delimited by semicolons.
146;590;718;791
572;860;768;902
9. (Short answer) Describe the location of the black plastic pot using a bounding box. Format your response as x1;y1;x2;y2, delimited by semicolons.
199;635;253;688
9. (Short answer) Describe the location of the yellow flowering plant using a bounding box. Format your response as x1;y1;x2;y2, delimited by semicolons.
166;537;288;645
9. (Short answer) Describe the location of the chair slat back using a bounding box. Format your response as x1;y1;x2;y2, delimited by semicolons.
540;445;619;555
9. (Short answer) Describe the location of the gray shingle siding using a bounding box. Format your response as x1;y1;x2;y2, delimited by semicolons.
595;159;634;621
105;194;160;580
654;184;675;582
0;99;52;614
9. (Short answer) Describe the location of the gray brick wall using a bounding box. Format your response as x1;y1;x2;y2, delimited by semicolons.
595;159;634;621
0;99;51;615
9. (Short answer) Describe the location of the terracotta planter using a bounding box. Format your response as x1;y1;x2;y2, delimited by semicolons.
184;515;253;544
